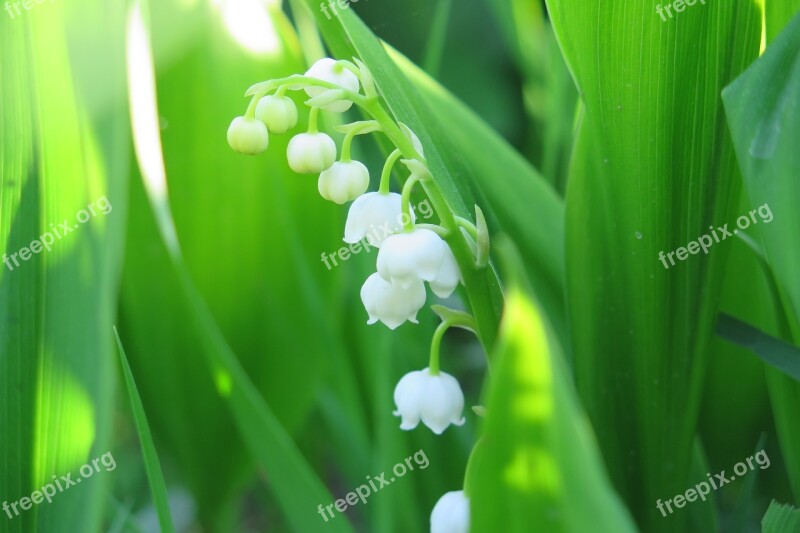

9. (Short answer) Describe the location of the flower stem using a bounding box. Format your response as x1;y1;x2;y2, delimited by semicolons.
244;94;262;119
401;175;420;232
340;130;356;162
379;149;402;194
429;312;477;375
455;216;478;239
415;223;449;237
248;75;367;106
307;106;320;133
428;321;450;375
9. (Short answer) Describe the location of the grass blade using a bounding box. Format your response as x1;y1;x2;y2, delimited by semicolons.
113;327;175;533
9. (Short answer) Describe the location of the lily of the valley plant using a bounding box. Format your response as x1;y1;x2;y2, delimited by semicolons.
228;57;490;533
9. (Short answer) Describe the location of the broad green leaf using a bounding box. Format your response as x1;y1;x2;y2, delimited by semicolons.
113;328;175;533
124;2;354;530
762;501;800;533
544;0;762;530
723;11;800;341
119;0;351;524
723;13;800;499
0;3;128;532
467;239;636;533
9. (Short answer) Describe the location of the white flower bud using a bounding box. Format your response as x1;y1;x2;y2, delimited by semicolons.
377;228;445;288
393;368;465;434
430;242;462;298
287;132;336;174
431;491;470;533
304;58;360;112
360;273;426;330
318;161;370;204
344;192;413;247
255;95;298;133
227;116;268;155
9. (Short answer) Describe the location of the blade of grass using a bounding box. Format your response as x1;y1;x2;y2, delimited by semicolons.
716;314;800;382
113;327;175;533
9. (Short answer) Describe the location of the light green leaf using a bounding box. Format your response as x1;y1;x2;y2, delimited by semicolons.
123;1;354;530
467;239;636;533
0;3;128;532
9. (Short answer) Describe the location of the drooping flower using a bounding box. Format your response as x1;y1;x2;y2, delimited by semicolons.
255;95;298;133
344;192;412;247
303;58;360;112
430;491;470;533
360;273;426;330
287;132;336;174
393;368;465;434
318;160;370;204
227;117;268;155
429;242;462;298
377;228;445;288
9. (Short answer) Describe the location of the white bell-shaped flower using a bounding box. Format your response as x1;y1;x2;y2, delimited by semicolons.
430;491;470;533
318;161;370;204
303;58;360;112
344;192;412;247
393;368;465;434
429;242;462;298
377;229;445;288
255;95;298;133
360;273;426;330
287;132;336;174
227;117;268;155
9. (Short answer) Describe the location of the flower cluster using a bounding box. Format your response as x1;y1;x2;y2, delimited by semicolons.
229;57;481;532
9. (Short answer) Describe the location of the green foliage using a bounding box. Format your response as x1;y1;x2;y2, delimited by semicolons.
467;240;636;533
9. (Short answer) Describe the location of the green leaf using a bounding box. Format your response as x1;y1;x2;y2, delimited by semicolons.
124;2;354;531
717;314;800;382
544;0;762;529
0;3;128;532
113;328;175;533
722;11;800;500
119;0;348;524
762;501;800;533
466;238;636;533
722;11;800;340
